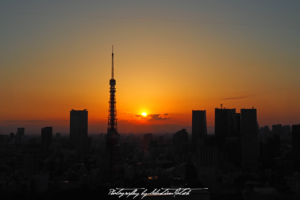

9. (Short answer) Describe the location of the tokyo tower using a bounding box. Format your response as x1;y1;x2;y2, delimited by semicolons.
104;46;123;183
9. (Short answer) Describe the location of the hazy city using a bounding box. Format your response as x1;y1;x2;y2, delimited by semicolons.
1;1;300;200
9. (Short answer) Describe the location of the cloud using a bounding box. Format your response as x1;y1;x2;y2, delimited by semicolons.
221;96;247;100
135;113;171;121
119;111;134;115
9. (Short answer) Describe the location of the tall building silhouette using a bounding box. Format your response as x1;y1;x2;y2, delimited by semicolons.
292;124;300;171
283;125;291;134
240;108;259;169
104;46;123;182
70;109;88;150
173;129;188;154
283;125;291;140
263;125;271;139
196;145;219;193
236;113;241;137
215;107;237;150
214;107;241;168
16;127;24;142
272;124;283;135
292;124;300;154
192;110;207;148
271;124;281;158
41;127;52;148
9;132;14;140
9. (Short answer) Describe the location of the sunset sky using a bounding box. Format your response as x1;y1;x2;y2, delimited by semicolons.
1;0;300;135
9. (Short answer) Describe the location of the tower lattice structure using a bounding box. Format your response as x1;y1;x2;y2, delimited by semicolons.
104;46;123;182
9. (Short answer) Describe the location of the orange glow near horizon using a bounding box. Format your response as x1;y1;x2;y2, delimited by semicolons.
1;2;300;134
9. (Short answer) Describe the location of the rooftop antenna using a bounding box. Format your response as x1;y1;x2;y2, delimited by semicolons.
112;45;114;79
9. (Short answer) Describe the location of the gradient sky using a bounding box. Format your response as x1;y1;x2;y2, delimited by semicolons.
1;0;300;135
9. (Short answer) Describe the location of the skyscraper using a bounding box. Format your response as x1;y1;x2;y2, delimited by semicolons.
236;113;241;137
292;124;300;170
283;125;291;134
292;124;300;154
240;108;259;169
104;46;123;182
271;124;281;158
70;109;88;150
196;145;219;193
41;127;52;148
263;125;271;139
272;124;283;135
192;110;207;148
16;127;25;143
173;129;188;154
283;125;291;140
215;107;237;150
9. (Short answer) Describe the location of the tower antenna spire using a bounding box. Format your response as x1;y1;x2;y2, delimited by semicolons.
105;46;122;182
112;45;114;79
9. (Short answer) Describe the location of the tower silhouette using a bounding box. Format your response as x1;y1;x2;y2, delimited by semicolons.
104;46;123;183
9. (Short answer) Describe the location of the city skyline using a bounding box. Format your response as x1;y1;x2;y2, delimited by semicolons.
1;1;300;134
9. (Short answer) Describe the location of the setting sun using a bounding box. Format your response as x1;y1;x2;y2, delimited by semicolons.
142;112;147;117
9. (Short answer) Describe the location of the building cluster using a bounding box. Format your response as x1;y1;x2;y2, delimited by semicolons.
0;109;92;197
0;107;300;199
190;107;300;199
